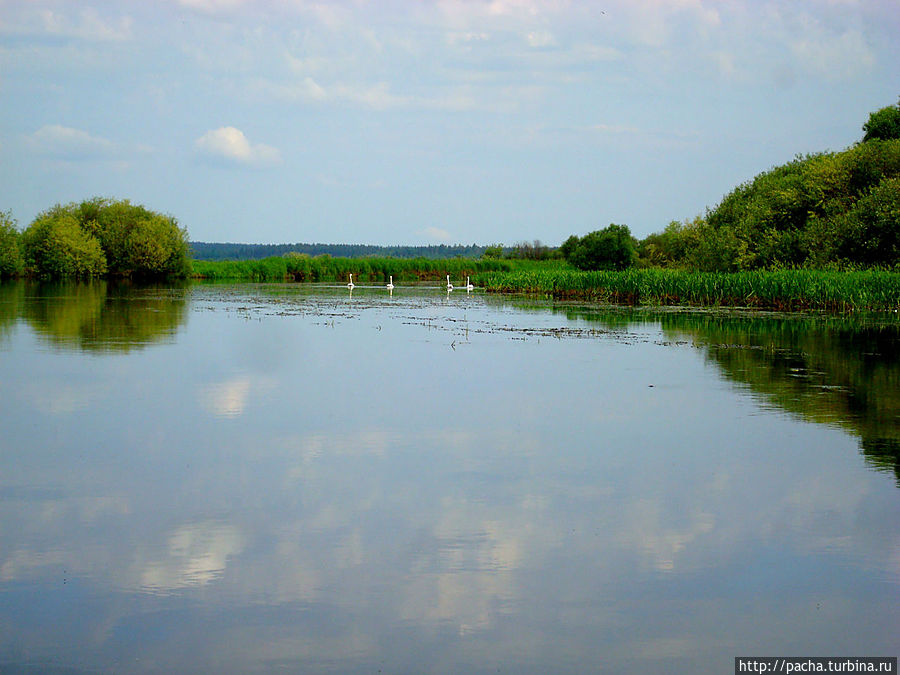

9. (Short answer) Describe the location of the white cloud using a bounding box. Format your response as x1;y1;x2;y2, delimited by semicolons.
39;7;133;42
26;125;116;159
195;126;281;167
200;376;252;417
139;521;245;593
300;76;328;101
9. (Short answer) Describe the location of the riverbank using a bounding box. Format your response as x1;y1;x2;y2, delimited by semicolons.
475;268;900;312
187;257;900;312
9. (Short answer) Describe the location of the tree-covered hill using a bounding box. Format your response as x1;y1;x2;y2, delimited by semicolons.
639;99;900;271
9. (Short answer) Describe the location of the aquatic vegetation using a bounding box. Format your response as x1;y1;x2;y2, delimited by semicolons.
191;255;518;283
476;268;900;311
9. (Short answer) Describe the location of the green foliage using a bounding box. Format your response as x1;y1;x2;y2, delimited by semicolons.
862;98;900;142
638;219;704;268
21;211;107;278
656;312;900;480
637;103;900;272
478;267;900;311
831;176;900;265
20;198;191;279
558;235;580;261
564;224;637;271
482;244;503;259
506;240;556;260
0;211;23;278
192;255;516;282
653;140;900;271
13;281;190;352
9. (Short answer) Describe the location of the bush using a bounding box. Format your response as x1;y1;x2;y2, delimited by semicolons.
565;224;637;271
688;139;900;271
862;98;900;142
21;198;191;279
22;211;107;278
0;211;23;278
834;176;900;266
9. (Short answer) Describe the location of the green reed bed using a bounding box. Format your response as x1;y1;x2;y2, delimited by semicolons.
476;268;900;311
191;255;515;283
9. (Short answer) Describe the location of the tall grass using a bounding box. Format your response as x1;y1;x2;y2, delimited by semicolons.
476;268;900;311
191;255;518;283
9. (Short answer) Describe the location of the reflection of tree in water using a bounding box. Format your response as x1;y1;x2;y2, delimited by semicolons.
660;313;900;486
20;281;189;352
550;304;900;486
0;282;25;340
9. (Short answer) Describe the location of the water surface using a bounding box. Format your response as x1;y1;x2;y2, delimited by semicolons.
1;281;898;674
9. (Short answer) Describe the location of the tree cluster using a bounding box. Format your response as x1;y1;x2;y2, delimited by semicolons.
2;198;191;279
559;224;638;271
505;240;558;261
637;100;900;271
0;211;23;278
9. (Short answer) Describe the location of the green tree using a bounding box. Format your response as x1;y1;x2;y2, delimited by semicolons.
862;98;900;142
482;244;503;259
22;211;107;278
834;176;900;266
0;210;23;277
567;224;637;271
638;220;700;268
695;138;900;270
20;198;191;279
93;199;191;277
559;234;580;261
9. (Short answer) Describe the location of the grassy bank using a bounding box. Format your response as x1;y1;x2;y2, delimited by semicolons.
476;268;900;311
191;255;518;283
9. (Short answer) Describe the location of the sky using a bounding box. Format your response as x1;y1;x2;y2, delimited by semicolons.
1;1;898;246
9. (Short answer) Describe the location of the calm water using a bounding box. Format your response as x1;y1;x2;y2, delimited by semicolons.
0;281;898;674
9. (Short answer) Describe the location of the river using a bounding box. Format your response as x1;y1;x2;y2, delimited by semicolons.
0;281;897;674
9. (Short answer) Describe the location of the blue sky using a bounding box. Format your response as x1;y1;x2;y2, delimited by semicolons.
1;0;898;246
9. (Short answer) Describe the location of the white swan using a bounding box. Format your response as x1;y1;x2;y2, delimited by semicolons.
347;273;354;289
446;274;453;291
465;276;474;291
386;275;394;290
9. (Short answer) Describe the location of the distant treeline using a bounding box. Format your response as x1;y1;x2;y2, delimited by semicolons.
190;241;494;261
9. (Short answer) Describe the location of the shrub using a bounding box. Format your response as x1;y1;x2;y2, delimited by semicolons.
482;244;504;259
566;224;637;271
21;211;107;278
690;139;900;271
862;98;900;142
21;198;190;279
834;176;900;266
0;211;23;277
